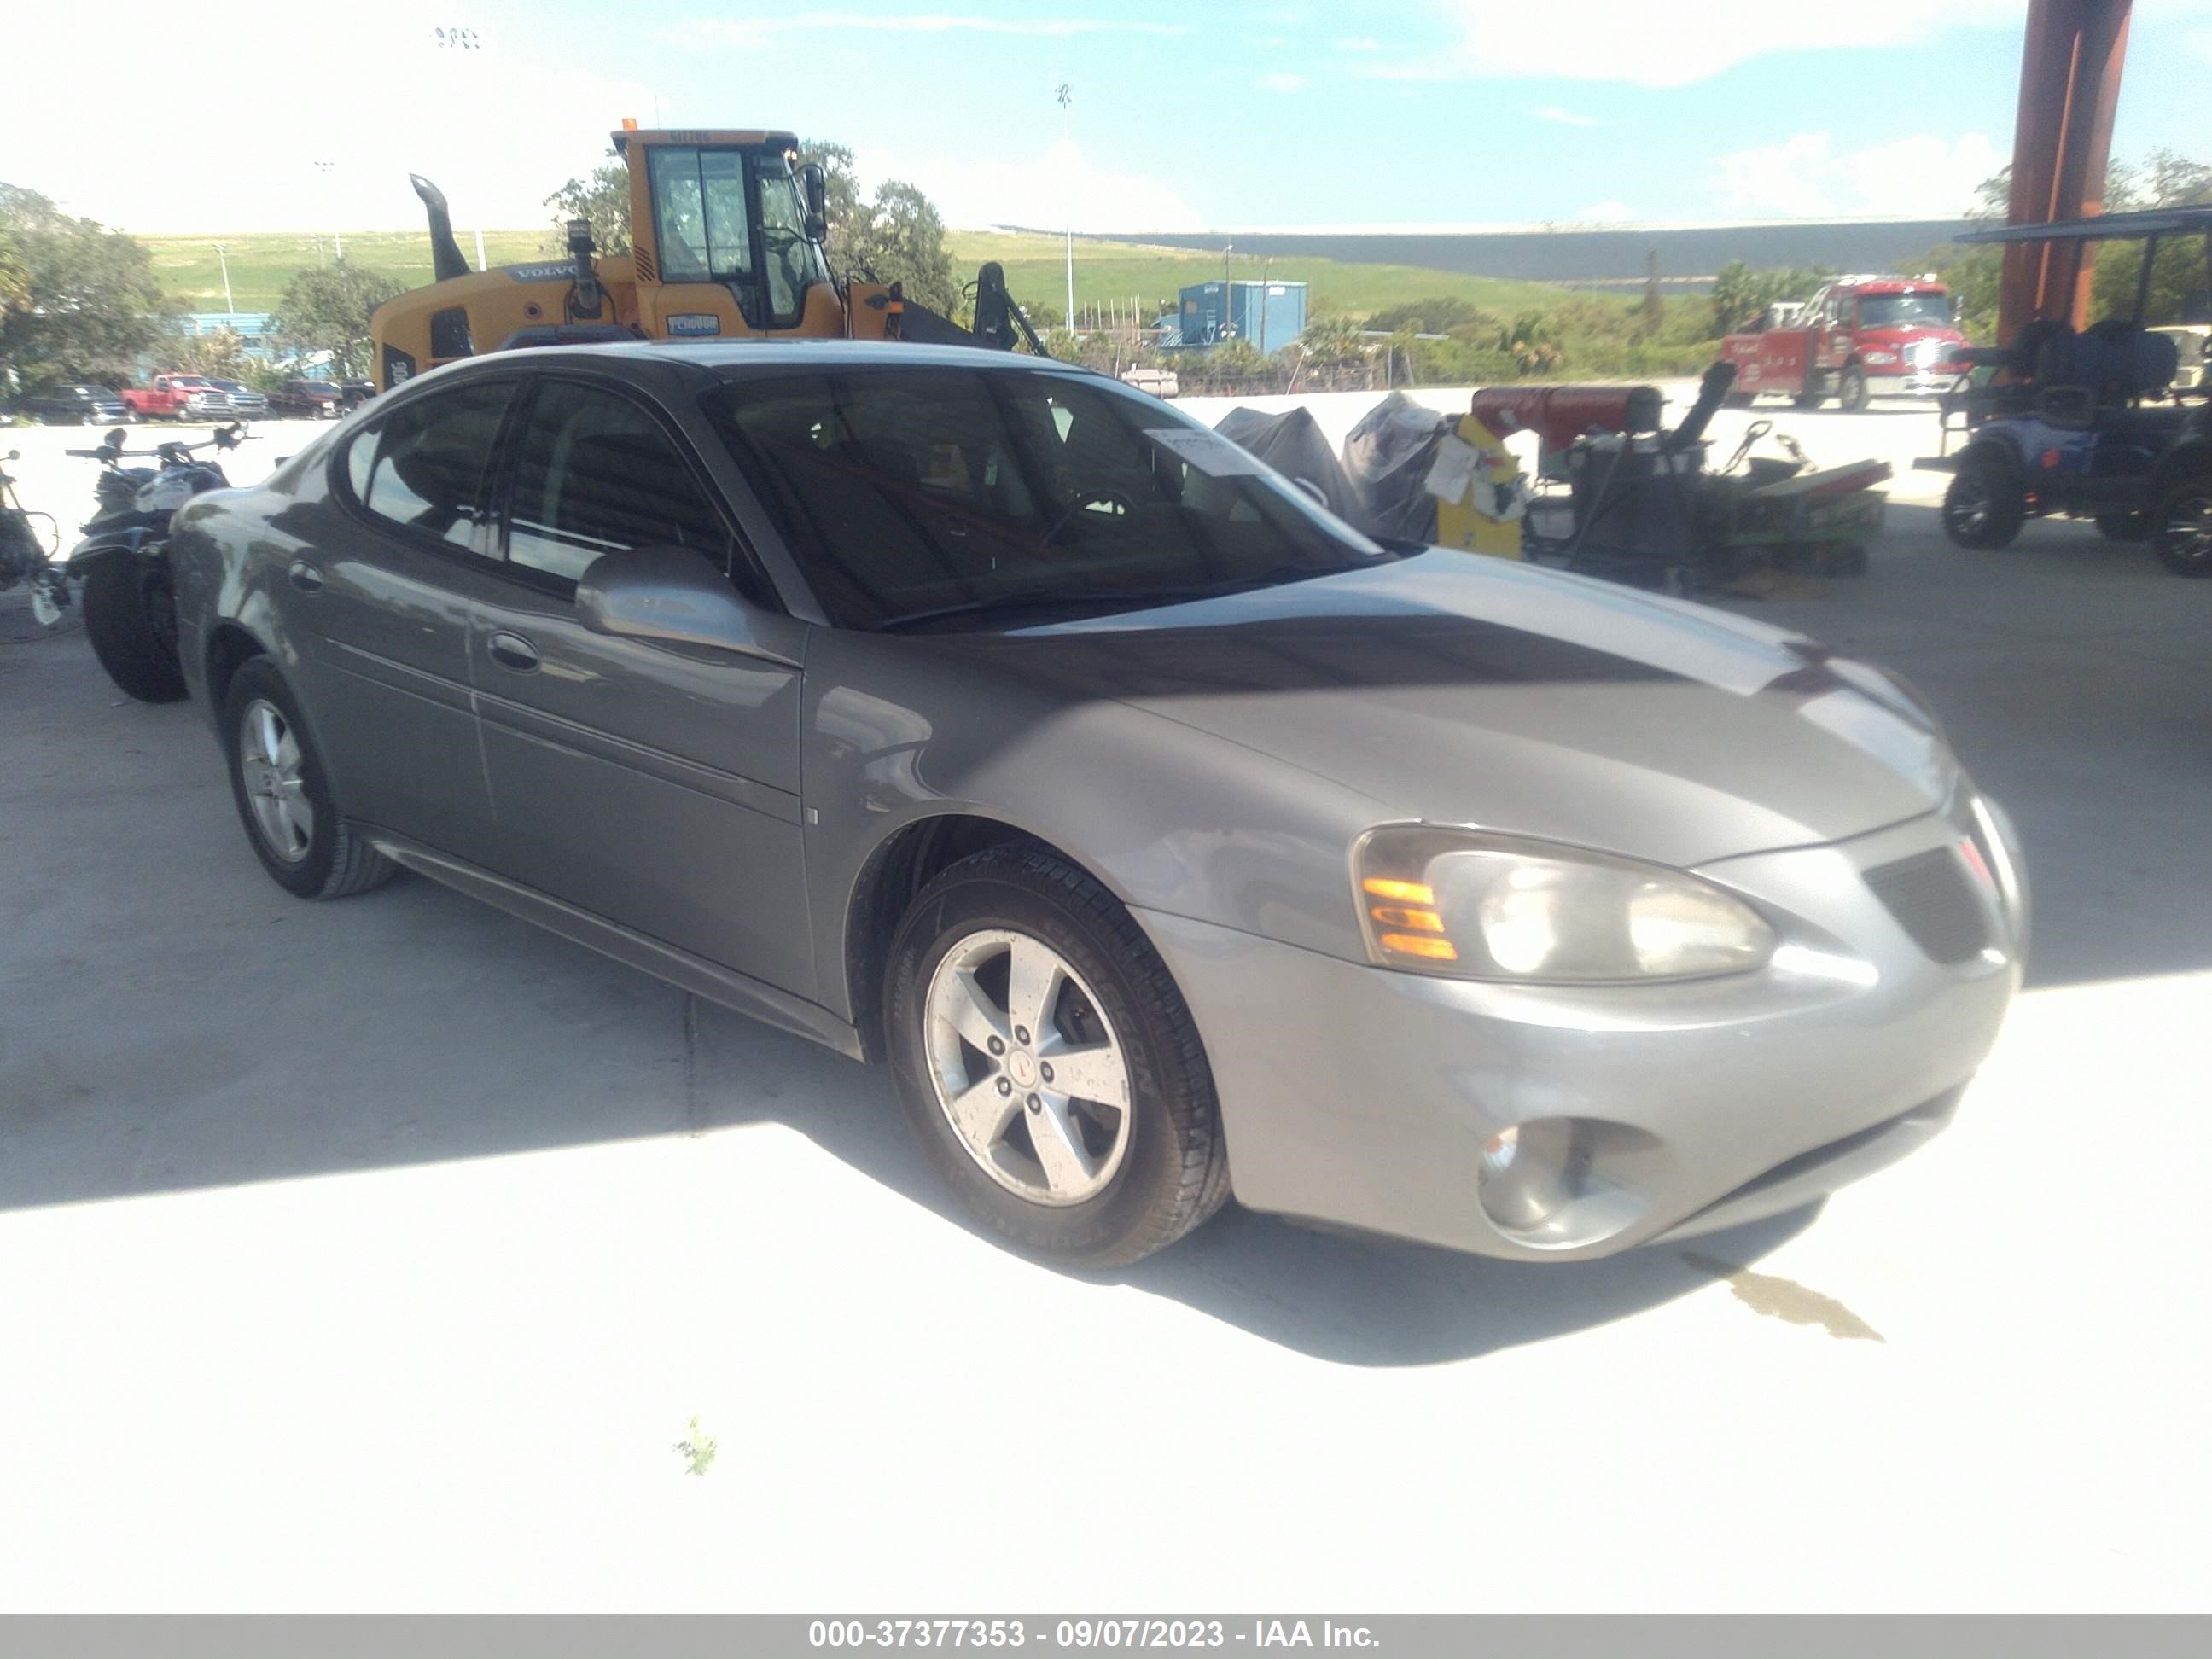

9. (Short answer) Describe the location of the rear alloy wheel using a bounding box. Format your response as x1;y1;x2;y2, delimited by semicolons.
2151;478;2212;577
222;657;398;899
885;846;1231;1267
1942;460;2026;550
1836;365;1871;413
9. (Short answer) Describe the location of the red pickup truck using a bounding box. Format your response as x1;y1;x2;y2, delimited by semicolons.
1720;276;1967;412
120;375;234;422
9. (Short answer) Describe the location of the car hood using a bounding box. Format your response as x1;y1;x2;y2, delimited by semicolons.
968;550;1955;868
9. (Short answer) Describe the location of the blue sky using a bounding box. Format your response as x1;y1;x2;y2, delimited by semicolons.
15;1;2212;232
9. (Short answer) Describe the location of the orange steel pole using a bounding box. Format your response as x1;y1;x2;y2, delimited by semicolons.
2000;0;2132;343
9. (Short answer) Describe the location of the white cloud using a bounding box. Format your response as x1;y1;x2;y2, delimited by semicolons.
1259;73;1309;92
859;138;1203;235
1388;0;2031;87
1574;201;1639;223
669;13;1188;48
1719;131;2006;218
1531;105;1602;127
3;2;649;232
1333;36;1382;50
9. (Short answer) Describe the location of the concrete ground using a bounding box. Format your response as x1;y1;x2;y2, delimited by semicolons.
1;405;2208;1611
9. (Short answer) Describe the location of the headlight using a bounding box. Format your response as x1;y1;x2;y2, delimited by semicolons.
1353;826;1776;982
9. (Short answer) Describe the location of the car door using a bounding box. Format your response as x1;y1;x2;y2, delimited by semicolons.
466;373;813;996
300;376;517;865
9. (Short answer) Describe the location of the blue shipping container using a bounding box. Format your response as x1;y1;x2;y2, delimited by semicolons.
1174;280;1307;351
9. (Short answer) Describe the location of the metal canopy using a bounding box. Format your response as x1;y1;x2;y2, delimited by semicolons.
1962;206;2212;244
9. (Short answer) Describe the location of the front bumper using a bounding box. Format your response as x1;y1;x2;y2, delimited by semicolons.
1877;371;1961;397
1138;798;2025;1262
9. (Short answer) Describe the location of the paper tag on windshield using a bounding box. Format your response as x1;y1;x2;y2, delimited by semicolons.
1144;428;1264;477
1422;434;1481;504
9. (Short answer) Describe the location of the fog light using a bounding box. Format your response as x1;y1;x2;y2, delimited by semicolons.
1476;1117;1665;1249
1476;1120;1582;1233
1481;1126;1518;1178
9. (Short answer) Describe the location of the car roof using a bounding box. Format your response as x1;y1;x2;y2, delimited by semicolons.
448;338;1096;384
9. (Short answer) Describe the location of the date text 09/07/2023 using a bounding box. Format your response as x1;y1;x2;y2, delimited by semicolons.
808;1620;1382;1649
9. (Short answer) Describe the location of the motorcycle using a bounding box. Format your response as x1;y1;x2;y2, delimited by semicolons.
64;423;250;702
0;446;72;630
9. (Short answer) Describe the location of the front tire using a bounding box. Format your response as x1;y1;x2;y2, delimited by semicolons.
1943;458;2026;549
1836;365;1870;413
79;556;186;701
222;657;398;898
2150;476;2212;577
884;846;1231;1267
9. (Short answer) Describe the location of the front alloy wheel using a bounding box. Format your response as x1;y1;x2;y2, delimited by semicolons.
925;929;1133;1206
885;846;1231;1266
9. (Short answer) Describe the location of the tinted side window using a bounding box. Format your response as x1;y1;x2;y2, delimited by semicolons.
504;381;731;586
347;381;512;549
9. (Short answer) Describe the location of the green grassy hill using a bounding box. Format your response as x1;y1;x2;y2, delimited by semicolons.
142;230;556;313
144;227;1619;324
942;230;1607;324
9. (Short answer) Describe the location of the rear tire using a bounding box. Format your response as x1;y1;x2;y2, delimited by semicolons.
1942;458;2026;549
2150;476;2212;577
884;845;1231;1267
1722;391;1755;409
79;556;187;702
221;657;399;898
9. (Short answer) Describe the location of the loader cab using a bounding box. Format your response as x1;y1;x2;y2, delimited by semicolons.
371;129;852;392
621;129;841;344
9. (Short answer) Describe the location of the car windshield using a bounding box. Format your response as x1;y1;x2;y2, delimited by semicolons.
302;381;338;393
706;368;1388;632
1860;293;1953;327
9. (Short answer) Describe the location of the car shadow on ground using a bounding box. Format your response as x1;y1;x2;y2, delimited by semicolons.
682;995;1813;1368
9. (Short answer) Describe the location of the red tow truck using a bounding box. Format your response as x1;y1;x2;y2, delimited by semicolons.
1720;276;1968;412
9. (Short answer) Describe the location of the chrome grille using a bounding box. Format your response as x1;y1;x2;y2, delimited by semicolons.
1864;847;1990;964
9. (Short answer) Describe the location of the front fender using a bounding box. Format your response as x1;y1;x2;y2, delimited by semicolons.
64;527;164;578
1954;433;2026;474
2148;438;2212;501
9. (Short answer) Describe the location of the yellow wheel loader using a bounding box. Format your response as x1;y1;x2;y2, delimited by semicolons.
371;128;1046;391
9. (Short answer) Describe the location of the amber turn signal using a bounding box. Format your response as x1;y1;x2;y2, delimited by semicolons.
1377;932;1458;961
1361;876;1435;905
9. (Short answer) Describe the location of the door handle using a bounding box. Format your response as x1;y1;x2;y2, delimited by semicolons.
287;559;323;593
487;630;541;672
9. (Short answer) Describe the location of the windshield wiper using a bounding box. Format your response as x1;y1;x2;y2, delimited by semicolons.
876;585;1227;632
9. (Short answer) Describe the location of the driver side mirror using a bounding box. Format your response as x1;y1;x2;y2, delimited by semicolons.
799;162;829;245
577;545;796;665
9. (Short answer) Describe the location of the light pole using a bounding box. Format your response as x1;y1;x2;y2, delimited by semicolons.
212;242;235;314
1057;84;1074;329
1259;255;1272;354
1221;242;1233;341
314;161;344;261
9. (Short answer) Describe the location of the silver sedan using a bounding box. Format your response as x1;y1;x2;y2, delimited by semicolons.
166;341;2024;1266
